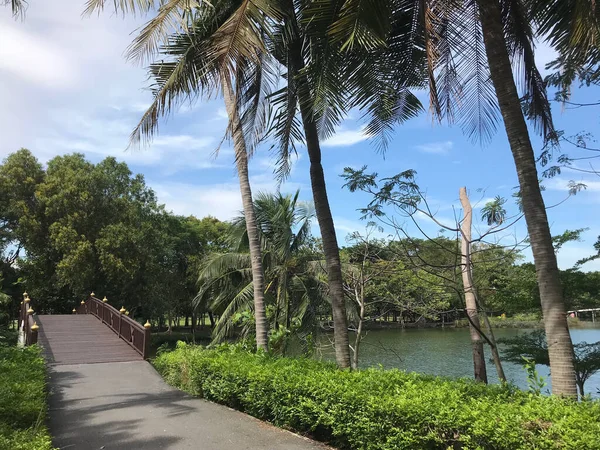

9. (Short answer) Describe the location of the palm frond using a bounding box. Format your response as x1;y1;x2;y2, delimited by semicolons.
83;0;157;16
531;0;600;104
211;280;255;342
450;0;500;144
328;0;391;51
125;0;204;64
501;0;555;141
3;0;26;17
130;28;219;147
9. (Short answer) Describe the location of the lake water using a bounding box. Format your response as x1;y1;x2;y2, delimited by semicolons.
315;326;600;397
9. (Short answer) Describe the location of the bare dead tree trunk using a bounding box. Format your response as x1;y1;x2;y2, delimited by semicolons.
459;187;488;383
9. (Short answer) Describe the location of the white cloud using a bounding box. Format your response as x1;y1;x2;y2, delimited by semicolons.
556;244;600;271
545;177;600;193
154;176;306;221
0;23;76;88
534;41;557;76
322;127;369;147
415;141;453;155
333;217;390;242
154;182;245;221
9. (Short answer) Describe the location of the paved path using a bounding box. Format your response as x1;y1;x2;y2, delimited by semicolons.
48;361;327;450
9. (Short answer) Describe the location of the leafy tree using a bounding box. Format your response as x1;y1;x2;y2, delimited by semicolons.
0;150;230;324
500;330;600;397
341;230;453;368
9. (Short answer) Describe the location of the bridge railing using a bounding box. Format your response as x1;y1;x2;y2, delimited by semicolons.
19;293;39;346
77;295;151;359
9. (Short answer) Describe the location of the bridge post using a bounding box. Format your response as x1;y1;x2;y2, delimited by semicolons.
119;306;126;340
143;321;151;359
30;321;39;345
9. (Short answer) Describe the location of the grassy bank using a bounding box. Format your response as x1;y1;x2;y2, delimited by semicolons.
0;342;54;450
155;343;600;450
455;313;544;329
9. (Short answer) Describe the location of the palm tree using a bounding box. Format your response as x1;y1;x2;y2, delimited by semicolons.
265;1;424;368
329;0;577;396
476;0;576;397
481;197;507;226
90;0;424;368
195;191;324;348
529;0;600;99
86;0;272;350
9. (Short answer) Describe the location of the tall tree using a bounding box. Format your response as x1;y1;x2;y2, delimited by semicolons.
476;0;576;397
332;0;577;395
86;0;272;350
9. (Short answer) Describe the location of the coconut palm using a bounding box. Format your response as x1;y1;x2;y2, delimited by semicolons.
481;196;507;226
530;0;600;99
327;0;577;396
89;0;426;367
86;0;274;350
267;1;425;368
195;191;325;348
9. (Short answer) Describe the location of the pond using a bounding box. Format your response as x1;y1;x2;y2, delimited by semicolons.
315;326;600;397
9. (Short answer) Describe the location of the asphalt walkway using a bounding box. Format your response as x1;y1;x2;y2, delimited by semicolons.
47;361;327;450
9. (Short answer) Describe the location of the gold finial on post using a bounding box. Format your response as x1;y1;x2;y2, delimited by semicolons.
20;301;23;305
120;306;126;314
31;322;39;332
24;295;30;303
102;296;108;303
125;310;130;316
23;292;28;298
81;300;86;305
144;321;151;329
72;308;77;314
27;307;34;315
90;291;95;297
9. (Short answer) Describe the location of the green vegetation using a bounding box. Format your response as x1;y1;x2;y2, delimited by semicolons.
500;331;600;397
0;149;230;323
0;345;53;450
155;344;600;450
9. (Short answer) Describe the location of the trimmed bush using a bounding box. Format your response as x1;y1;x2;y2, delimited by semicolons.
0;345;54;450
154;343;600;449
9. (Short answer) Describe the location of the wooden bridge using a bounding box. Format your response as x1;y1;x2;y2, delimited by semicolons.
19;293;151;364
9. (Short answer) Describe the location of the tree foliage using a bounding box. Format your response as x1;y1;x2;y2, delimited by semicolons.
0;149;229;320
500;330;600;396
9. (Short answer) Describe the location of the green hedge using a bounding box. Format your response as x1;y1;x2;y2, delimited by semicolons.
154;343;600;449
0;345;54;450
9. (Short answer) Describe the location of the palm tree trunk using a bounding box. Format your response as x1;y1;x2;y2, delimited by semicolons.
222;76;269;351
284;10;351;368
459;187;488;383
477;0;577;396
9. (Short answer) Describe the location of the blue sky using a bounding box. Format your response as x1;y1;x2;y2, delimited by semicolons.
1;0;599;271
